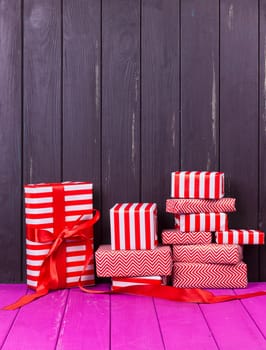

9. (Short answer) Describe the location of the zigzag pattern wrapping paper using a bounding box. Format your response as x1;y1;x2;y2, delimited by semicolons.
173;262;247;288
162;230;212;245
95;245;172;277
174;213;228;232
172;244;243;264
111;276;167;290
171;171;224;199
166;198;236;214
215;230;265;245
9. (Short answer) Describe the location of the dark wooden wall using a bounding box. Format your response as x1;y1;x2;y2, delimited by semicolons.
0;0;265;282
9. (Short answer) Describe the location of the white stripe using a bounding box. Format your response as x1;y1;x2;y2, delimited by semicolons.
179;172;186;198
129;203;138;249
26;218;53;225
27;279;38;287
64;184;93;191
66;275;94;283
66;245;86;252
27;248;50;256
181;215;185;231
199;172;206;198
26;259;43;266
171;172;176;197
25;186;53;193
27;269;40;277
26;239;52;246
25;207;53;214
221;214;227;230
189;172;196;198
253;230;259;244
243;230;249;244
65;204;93;212
220;173;224;198
209;173;215;198
150;204;156;248
210;213;215;231
65;214;92;222
66;255;86;262
66;265;93;273
119;203;128;249
110;206;116;249
140;203;148;249
65;194;93;201
233;229;239;244
25;197;53;204
190;214;195;232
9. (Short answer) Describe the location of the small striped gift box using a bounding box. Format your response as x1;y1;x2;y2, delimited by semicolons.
24;182;95;289
215;230;265;245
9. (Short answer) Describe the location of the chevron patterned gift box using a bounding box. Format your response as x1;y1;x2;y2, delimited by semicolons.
166;198;236;214
215;230;265;245
171;171;224;199
173;262;247;288
172;244;243;264
110;203;157;250
162;230;212;245
174;213;228;232
95;245;172;277
111;276;167;290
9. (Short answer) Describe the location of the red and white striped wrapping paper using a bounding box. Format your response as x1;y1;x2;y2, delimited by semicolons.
215;230;265;245
171;171;224;199
173;244;242;264
173;262;247;288
111;276;167;290
95;245;172;277
110;203;157;250
162;230;212;245
25;182;95;289
166;198;236;214
174;213;228;232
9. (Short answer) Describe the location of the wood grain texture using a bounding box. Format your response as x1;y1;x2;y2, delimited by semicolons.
0;0;22;282
220;0;259;281
141;0;180;232
102;0;140;242
181;0;219;171
63;0;101;247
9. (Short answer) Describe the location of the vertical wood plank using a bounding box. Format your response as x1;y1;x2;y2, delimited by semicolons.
141;0;180;231
0;0;22;281
63;0;101;247
102;0;140;242
220;0;259;281
181;0;219;171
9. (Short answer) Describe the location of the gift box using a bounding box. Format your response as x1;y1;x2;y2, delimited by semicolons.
173;262;247;288
174;213;228;232
162;230;212;245
95;245;172;277
24;182;97;289
166;198;236;214
110;203;157;250
173;244;242;264
215;230;265;245
171;171;224;199
111;276;167;290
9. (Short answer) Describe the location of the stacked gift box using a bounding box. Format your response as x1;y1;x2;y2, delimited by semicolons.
95;203;172;288
163;171;265;288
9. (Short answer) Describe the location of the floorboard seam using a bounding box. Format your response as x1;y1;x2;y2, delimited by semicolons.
152;298;166;350
198;304;221;350
54;289;70;350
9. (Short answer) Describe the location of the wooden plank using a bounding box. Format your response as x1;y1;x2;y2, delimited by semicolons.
62;0;101;248
200;289;266;349
102;0;140;243
0;285;27;348
181;0;219;171
220;0;259;281
141;0;180;231
111;294;164;350
1;289;69;350
259;0;266;281
0;0;22;282
153;298;218;349
56;287;110;350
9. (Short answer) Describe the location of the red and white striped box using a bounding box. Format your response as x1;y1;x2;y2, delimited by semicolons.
166;198;236;214
171;171;224;199
110;203;157;250
24;182;95;289
215;230;265;245
173;244;243;264
111;276;167;290
174;213;228;232
173;262;247;288
95;245;172;277
162;230;212;245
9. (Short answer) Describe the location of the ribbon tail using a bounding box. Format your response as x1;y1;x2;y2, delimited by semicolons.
3;288;48;311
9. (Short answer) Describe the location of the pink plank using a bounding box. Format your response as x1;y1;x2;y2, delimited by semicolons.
233;282;266;338
1;288;69;350
200;288;266;349
111;294;164;350
56;286;110;350
154;298;218;350
0;284;27;348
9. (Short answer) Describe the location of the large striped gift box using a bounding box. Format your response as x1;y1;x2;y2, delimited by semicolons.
95;245;172;277
166;198;236;214
215;230;265;245
111;276;167;290
171;171;224;199
162;230;212;245
110;203;157;250
25;182;95;289
173;262;247;288
174;213;228;232
173;244;242;264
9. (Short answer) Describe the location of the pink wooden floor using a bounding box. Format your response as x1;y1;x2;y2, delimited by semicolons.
1;283;266;349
